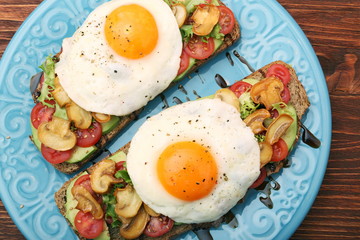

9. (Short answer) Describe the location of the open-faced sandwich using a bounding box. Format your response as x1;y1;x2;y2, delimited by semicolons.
29;0;241;173
54;61;310;239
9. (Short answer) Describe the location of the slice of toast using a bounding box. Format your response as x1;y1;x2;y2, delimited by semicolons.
30;1;241;174
54;144;233;240
55;60;310;239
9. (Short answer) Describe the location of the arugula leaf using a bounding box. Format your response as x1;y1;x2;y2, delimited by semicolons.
185;0;208;13
115;170;132;184
255;134;266;142
180;25;194;43
103;190;122;228
210;24;224;40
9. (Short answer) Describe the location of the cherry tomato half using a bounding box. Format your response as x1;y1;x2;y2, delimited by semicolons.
229;81;252;98
75;121;102;148
271;138;288;162
41;144;73;164
266;64;291;86
184;36;215;60
74;174;102;203
249;167;267;189
218;5;236;35
144;216;174;238
115;161;126;172
74;175;94;195
281;85;291;104
74;211;104;239
177;49;190;76
30;101;55;129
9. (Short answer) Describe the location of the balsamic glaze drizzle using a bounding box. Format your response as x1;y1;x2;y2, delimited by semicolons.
173;96;183;105
194;230;214;240
160;94;169;109
178;84;188;95
193;90;201;99
258;176;281;209
299;121;321;148
214;74;228;88
226;52;234;66
233;50;255;73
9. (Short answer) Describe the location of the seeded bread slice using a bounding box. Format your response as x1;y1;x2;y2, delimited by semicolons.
55;61;310;240
31;3;241;175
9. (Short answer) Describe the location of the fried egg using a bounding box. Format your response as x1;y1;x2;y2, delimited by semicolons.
55;0;182;116
127;99;260;223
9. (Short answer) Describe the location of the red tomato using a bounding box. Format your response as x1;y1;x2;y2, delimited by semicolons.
144;216;174;237
266;64;291;86
115;161;126;172
74;175;94;194
270;109;279;119
229;81;252;98
75;121;102;148
218;5;235;35
249;167;267;189
30;101;55;129
74;211;104;239
74;174;102;203
271;138;288;162
184;36;215;60
177;49;190;76
281;85;291;103
41;144;73;164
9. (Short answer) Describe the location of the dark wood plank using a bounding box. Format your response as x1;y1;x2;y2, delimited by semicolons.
0;0;359;239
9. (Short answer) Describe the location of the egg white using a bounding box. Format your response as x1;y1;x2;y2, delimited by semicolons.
127;99;260;223
55;0;182;116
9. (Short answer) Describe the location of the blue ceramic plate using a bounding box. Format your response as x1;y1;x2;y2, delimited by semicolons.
0;0;331;239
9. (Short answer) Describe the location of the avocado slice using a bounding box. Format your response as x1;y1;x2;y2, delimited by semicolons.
65;145;98;163
53;102;68;120
101;116;121;135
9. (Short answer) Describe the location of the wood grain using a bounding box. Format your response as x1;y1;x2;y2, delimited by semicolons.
0;0;359;239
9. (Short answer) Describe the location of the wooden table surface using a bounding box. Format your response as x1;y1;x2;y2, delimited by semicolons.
0;0;359;239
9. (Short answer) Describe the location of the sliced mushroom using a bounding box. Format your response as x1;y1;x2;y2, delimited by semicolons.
171;3;187;27
91;112;111;123
71;184;104;219
38;116;76;151
214;88;240;112
66;101;92;129
114;185;142;219
90;159;123;194
191;4;220;36
259;142;273;168
118;215;133;226
143;203;160;217
250;77;284;110
265;114;294;145
120;205;150;240
243;109;271;134
52;77;71;107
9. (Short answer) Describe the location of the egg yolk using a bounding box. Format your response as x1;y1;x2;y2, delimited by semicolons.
105;4;158;59
157;141;218;201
